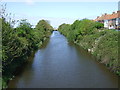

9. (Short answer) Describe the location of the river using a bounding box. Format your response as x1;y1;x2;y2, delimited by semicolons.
8;31;118;88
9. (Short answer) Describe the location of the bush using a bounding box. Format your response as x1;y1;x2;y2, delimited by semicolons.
2;18;53;88
58;19;119;76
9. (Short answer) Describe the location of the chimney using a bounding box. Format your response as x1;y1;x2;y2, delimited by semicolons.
117;11;120;17
117;11;120;13
104;13;107;15
112;12;115;14
97;16;99;18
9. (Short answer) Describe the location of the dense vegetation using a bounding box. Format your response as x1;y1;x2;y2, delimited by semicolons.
58;19;119;76
0;2;119;89
2;16;53;88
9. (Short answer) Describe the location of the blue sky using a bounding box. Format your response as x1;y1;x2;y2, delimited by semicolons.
4;2;118;28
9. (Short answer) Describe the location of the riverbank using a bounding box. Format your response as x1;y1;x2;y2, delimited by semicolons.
2;19;53;89
7;31;118;88
2;37;49;89
58;19;120;76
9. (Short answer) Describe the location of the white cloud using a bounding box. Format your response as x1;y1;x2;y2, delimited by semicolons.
2;0;120;2
25;0;35;5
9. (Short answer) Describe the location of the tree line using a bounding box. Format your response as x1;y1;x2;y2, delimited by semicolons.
58;19;119;76
1;3;119;89
1;11;53;88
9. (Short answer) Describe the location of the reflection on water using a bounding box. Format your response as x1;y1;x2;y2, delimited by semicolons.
8;31;118;88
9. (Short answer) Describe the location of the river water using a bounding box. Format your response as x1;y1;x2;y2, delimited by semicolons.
8;31;118;88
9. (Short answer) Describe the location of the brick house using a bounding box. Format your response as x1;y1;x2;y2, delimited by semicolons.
94;11;120;30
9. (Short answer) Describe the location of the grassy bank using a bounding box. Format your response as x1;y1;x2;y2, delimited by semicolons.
58;19;119;76
2;18;53;88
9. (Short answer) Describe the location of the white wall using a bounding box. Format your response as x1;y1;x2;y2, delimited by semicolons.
104;20;108;28
116;18;119;25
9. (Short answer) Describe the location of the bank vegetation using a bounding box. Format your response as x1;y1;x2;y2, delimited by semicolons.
1;4;53;88
58;19;119;76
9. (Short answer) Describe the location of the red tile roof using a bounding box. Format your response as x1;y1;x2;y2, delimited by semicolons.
94;11;120;21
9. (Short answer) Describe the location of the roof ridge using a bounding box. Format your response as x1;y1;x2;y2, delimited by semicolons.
95;11;120;21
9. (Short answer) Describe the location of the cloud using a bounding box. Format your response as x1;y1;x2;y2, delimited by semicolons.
25;0;35;5
2;0;120;2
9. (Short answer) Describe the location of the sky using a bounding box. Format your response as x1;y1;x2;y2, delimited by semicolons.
1;1;119;28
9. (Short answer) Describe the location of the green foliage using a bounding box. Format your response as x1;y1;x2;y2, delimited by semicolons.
58;23;72;40
94;31;118;71
58;19;119;76
35;20;53;38
2;18;53;88
93;21;104;29
71;19;103;36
